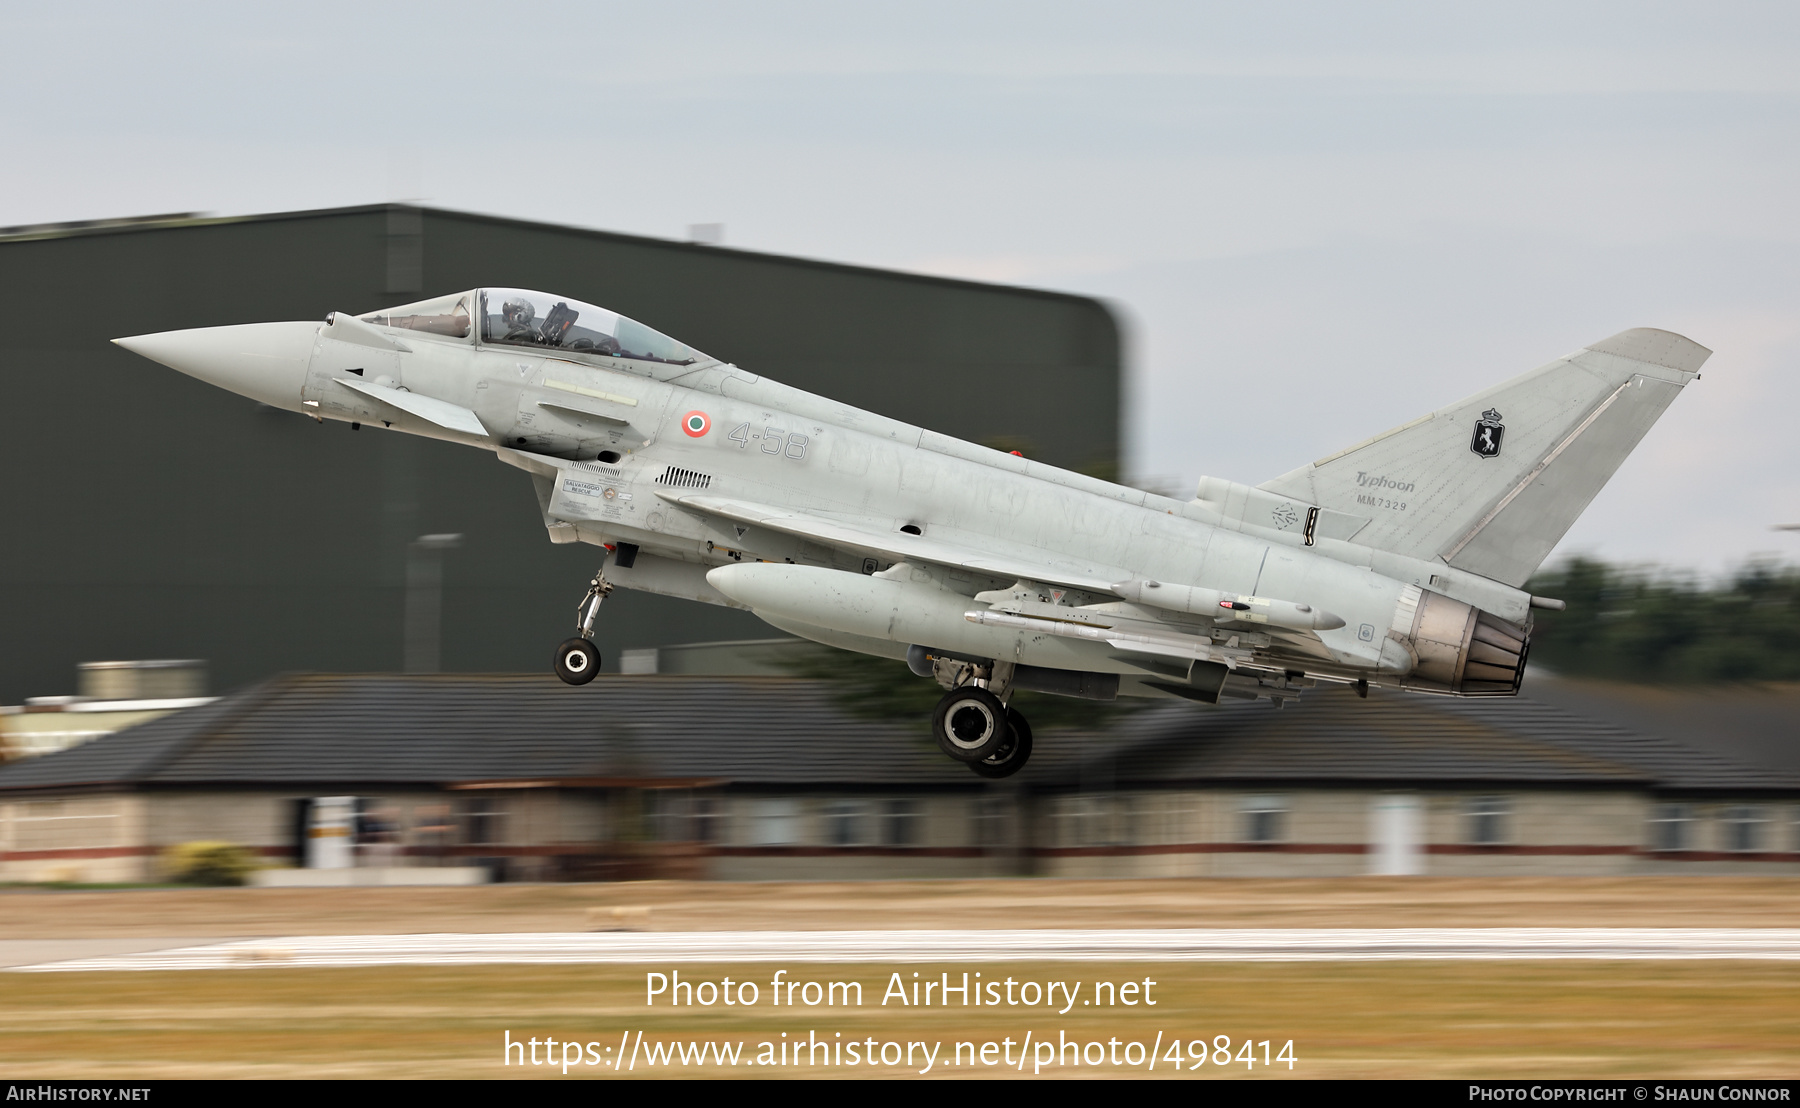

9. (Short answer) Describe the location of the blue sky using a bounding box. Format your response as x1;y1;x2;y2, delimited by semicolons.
7;1;1798;572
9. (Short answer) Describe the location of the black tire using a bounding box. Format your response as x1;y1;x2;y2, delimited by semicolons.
553;637;601;685
932;686;1010;762
970;707;1033;778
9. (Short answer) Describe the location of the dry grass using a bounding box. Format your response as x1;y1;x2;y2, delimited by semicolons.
2;877;1799;938
2;961;1796;1079
4;879;1796;1079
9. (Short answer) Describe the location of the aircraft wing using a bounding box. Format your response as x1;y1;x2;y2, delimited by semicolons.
665;494;1346;666
657;492;1127;595
536;398;632;426
333;377;488;437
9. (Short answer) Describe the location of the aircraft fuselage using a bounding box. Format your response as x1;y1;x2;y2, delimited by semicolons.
118;287;1706;771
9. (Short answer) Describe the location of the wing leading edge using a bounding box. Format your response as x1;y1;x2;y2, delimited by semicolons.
656;492;1126;595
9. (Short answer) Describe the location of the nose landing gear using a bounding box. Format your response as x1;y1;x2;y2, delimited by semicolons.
554;637;600;684
553;567;613;686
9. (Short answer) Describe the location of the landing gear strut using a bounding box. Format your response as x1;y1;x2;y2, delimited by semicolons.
553;567;612;686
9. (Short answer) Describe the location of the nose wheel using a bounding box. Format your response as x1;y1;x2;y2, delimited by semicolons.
553;567;613;686
554;637;601;684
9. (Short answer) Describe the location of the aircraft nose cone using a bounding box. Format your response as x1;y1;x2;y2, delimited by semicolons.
113;321;319;409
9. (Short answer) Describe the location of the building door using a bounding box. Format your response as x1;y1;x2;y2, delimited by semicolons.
1369;794;1422;875
307;796;356;869
290;798;312;866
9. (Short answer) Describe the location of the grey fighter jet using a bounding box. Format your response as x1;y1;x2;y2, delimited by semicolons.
115;290;1709;777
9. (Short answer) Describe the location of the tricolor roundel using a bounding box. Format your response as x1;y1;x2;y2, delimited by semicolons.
680;410;711;437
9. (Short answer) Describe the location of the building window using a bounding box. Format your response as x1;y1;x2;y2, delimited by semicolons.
1072;794;1134;846
1240;795;1287;845
9;799;120;851
972;796;1009;849
1466;795;1509;846
881;799;920;847
691;795;721;844
747;798;800;846
1055;795;1125;847
457;797;506;846
355;801;404;855
1722;805;1769;853
1152;793;1199;845
1648;803;1693;852
412;804;453;849
824;799;870;847
646;791;723;843
645;791;677;842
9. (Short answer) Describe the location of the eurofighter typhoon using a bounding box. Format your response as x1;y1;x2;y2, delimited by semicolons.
114;290;1709;777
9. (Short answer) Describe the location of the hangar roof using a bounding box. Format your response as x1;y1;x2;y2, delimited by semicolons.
0;203;1104;306
0;673;1790;795
1519;674;1800;785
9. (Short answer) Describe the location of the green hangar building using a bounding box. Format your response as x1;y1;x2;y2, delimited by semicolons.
0;206;1121;704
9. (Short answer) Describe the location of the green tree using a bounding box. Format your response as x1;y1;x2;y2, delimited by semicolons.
162;841;259;886
1526;556;1800;683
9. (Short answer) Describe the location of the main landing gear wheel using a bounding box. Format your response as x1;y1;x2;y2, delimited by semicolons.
969;708;1033;779
554;637;600;685
932;686;1011;763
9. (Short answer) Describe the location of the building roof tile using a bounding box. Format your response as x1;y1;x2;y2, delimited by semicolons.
0;673;1792;794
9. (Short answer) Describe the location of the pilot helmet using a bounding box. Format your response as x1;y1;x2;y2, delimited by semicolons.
501;298;536;327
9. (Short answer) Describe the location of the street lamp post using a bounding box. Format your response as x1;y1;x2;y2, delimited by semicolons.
405;533;463;673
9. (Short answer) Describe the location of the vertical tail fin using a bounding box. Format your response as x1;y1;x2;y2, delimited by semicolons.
1258;328;1710;587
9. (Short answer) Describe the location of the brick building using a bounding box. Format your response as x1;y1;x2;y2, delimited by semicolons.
0;673;1794;883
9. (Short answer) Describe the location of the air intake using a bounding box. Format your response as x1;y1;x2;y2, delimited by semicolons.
656;466;712;490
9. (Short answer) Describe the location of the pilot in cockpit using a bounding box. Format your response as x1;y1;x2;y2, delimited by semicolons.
500;297;539;342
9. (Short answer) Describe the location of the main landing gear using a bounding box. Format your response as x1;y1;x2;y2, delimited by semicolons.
969;707;1032;780
932;685;1008;761
925;656;1033;779
553;567;612;686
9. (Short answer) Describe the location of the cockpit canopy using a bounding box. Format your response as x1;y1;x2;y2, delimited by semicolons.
359;289;711;368
360;292;472;338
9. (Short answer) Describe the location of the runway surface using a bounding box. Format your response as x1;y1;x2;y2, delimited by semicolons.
14;928;1800;971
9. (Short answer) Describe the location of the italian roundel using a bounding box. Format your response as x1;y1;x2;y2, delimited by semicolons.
680;411;711;437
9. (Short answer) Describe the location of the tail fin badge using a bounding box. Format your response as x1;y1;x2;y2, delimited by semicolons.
1470;408;1505;459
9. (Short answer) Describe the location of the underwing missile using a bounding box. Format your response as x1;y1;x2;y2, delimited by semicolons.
1112;579;1346;631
